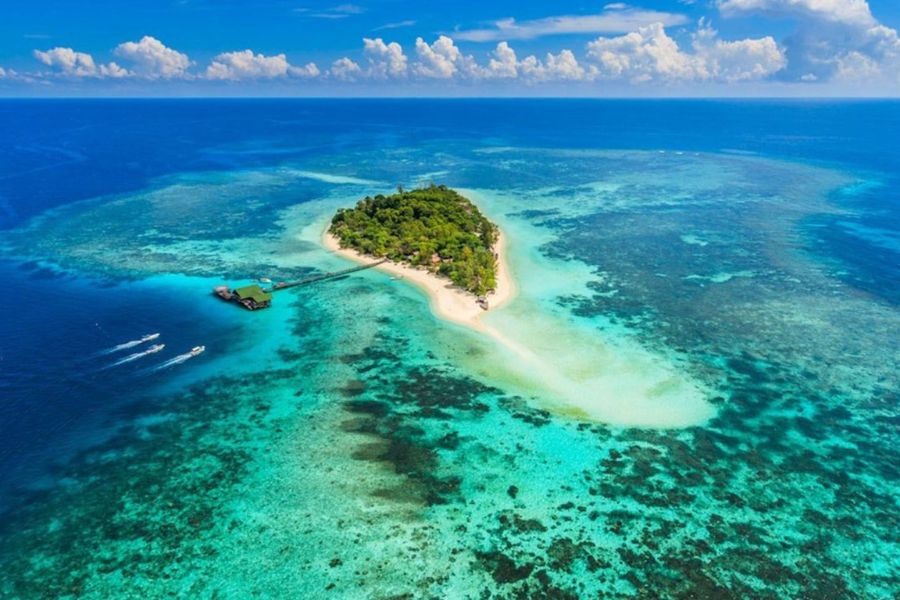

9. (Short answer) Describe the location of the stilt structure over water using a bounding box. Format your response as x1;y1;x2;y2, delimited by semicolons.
214;285;272;310
214;258;387;310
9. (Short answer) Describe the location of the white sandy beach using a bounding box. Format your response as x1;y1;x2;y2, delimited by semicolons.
322;229;515;332
321;216;713;428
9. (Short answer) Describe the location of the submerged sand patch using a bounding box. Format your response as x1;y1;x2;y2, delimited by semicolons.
318;194;715;429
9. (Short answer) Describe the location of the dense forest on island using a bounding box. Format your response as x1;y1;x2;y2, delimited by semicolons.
329;185;499;295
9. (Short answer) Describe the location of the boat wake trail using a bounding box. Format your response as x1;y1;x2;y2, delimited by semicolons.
138;346;205;375
151;352;193;371
101;344;165;369
97;333;160;355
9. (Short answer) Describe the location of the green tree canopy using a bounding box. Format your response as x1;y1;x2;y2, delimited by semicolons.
330;184;499;296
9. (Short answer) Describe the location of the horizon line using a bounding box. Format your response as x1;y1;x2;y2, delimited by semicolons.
2;95;900;101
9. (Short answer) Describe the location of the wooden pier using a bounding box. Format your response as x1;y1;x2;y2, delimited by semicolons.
214;258;387;310
269;258;388;290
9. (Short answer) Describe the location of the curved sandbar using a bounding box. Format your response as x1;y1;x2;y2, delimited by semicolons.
318;186;713;429
322;229;515;332
325;222;714;429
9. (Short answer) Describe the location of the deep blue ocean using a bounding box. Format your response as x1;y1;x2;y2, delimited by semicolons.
0;100;897;598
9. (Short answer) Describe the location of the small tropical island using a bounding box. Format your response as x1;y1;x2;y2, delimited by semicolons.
324;184;513;329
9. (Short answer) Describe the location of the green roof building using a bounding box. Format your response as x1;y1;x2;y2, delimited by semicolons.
232;284;273;310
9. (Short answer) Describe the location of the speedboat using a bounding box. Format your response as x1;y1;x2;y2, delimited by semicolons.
147;344;165;354
190;345;205;356
142;333;160;342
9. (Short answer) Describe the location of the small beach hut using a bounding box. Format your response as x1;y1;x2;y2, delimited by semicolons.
232;284;273;310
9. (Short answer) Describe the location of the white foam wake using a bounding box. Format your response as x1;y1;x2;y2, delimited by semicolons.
148;352;195;372
102;344;165;369
98;333;159;355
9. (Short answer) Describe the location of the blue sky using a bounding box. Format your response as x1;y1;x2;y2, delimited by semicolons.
1;0;899;96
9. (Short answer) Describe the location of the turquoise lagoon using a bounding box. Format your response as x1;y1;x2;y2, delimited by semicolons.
0;101;897;599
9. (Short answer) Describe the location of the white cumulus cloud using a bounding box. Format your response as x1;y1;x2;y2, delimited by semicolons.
484;42;597;83
99;62;131;78
290;62;321;78
586;23;703;82
205;50;319;80
718;0;900;83
34;47;97;76
363;38;407;78
329;57;362;81
586;21;785;83
21;11;891;91
484;42;594;82
521;49;593;82
413;36;460;78
114;36;191;79
33;47;131;78
487;42;518;78
413;36;482;79
693;21;786;82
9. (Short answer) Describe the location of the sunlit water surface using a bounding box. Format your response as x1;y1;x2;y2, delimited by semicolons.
0;100;897;599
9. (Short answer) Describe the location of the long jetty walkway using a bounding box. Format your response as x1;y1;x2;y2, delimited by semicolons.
269;258;388;291
215;258;388;310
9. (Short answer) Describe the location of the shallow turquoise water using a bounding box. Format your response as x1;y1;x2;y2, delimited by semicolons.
1;133;898;598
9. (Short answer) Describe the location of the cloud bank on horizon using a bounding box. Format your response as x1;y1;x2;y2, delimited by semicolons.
1;0;898;94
